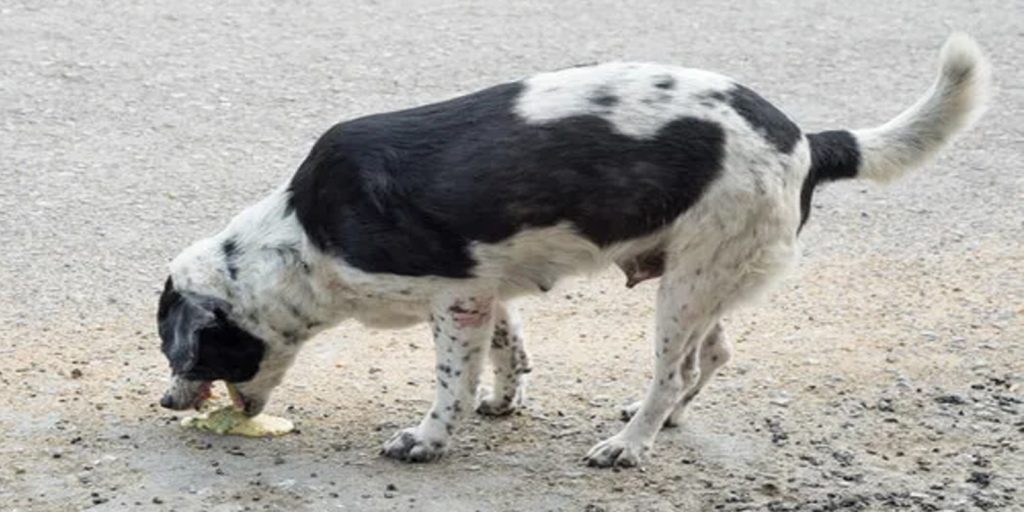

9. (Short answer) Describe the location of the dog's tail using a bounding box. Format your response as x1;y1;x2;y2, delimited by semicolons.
806;33;990;187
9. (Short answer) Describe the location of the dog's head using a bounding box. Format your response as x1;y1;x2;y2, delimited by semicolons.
157;276;267;414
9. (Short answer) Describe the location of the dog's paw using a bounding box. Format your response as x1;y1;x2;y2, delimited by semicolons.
475;385;521;417
585;437;646;468
584;435;647;468
381;428;446;463
619;401;680;428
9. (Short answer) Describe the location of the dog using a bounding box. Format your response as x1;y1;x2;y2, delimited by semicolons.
157;34;988;467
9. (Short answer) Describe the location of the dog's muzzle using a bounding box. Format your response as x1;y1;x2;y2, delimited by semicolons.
159;377;212;411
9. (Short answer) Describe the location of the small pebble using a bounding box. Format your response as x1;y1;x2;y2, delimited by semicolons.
769;392;792;407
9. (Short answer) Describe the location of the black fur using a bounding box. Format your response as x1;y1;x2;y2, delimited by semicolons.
654;75;676;90
705;91;727;102
800;130;862;229
288;82;725;278
589;88;619;107
222;238;239;280
157;277;265;382
806;130;861;181
727;84;801;154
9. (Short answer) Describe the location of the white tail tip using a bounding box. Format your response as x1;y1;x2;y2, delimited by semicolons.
852;33;991;183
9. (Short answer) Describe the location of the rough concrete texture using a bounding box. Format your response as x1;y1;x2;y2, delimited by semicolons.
1;1;1021;511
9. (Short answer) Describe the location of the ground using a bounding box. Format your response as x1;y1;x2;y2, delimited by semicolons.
0;1;1021;511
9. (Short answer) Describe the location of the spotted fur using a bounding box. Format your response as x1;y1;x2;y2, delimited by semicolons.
158;34;989;467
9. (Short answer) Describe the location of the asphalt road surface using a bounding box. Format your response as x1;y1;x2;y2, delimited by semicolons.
1;1;1021;511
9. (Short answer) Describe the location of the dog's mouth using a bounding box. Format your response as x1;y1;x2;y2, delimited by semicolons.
187;381;252;411
160;379;258;415
159;379;213;411
192;381;213;409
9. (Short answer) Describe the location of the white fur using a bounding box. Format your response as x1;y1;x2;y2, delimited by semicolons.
516;63;733;138
621;322;733;427
853;33;990;182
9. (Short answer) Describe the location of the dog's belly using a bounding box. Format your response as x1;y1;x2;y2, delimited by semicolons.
469;223;669;296
351;304;428;329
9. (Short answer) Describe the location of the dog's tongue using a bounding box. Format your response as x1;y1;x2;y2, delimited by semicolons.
193;381;213;409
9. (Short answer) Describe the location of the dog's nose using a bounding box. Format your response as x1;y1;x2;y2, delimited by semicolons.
159;393;175;409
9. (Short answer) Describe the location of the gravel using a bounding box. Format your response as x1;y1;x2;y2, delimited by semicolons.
1;0;1021;511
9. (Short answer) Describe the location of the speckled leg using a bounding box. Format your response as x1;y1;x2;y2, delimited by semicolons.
621;323;732;427
667;323;732;424
586;273;717;468
382;294;494;463
477;303;531;416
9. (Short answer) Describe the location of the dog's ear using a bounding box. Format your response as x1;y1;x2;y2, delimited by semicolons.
194;314;266;383
157;277;232;375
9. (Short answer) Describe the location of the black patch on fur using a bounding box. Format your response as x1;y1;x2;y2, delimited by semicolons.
642;92;674;106
590;88;619;107
654;75;676;90
699;91;727;103
286;302;304;319
800;130;861;229
157;277;265;382
807;130;860;181
222;239;239;280
288;82;725;278
726;84;800;154
281;330;298;345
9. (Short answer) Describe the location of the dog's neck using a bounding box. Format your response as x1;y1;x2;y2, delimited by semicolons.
168;186;346;346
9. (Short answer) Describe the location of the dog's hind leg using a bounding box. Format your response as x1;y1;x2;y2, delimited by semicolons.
585;225;793;467
620;322;732;427
585;263;721;467
477;302;531;416
666;323;732;424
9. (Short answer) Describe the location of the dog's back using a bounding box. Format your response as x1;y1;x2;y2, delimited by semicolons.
287;63;807;286
288;35;987;296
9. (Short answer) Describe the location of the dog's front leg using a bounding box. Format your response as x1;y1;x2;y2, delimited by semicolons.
233;348;299;416
477;302;531;416
381;294;495;462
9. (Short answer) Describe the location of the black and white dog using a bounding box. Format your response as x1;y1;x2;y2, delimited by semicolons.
158;34;988;467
